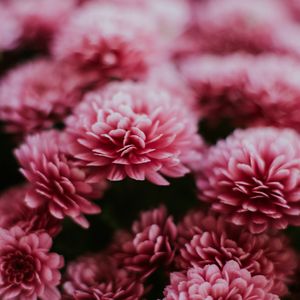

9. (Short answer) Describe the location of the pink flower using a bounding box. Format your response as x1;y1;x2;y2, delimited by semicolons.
114;206;177;279
63;253;144;300
194;0;295;55
196;127;300;233
181;53;300;131
0;184;61;236
176;211;296;296
163;260;279;300
52;2;159;81
15;130;106;228
0;226;63;300
0;59;89;134
7;0;75;49
66;81;202;185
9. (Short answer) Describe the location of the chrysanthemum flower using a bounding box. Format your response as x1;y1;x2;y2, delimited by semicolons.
114;206;177;279
52;2;159;81
0;226;63;300
0;184;62;236
0;59;90;134
7;0;75;49
163;260;279;300
15;130;106;228
181;53;300;131
196;127;300;233
194;0;296;56
176;211;296;296
63;253;144;300
66;81;203;185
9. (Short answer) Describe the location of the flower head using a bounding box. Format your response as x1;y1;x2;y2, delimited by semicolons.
52;2;159;80
181;53;300;131
15;130;106;228
66;81;203;185
194;0;294;55
164;261;279;300
63;253;144;300
196;127;300;233
0;59;88;134
176;211;296;296
114;206;177;279
0;226;63;300
0;184;61;236
8;0;75;49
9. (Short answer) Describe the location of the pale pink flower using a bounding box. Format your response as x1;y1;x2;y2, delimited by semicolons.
63;253;144;300
194;0;294;55
8;0;75;49
164;260;279;300
0;184;61;236
114;206;177;279
196;127;300;233
0;59;90;134
181;53;300;131
52;2;159;81
66;81;203;185
0;226;63;300
176;211;296;296
15;130;106;228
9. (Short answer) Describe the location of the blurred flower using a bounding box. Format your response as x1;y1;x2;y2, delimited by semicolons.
0;184;61;236
0;59;90;135
52;2;160;81
114;206;177;279
194;0;296;55
0;226;63;300
196;127;300;233
7;0;75;49
66;81;203;185
163;260;279;300
63;253;143;300
15;130;106;228
176;211;296;296
181;53;300;131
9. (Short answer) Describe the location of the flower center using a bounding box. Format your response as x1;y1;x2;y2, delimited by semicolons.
2;251;36;285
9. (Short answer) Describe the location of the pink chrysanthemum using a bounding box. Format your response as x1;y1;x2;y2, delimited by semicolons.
7;0;75;49
196;127;300;233
0;59;90;134
176;211;296;296
114;206;177;279
194;0;298;56
66;81;203;185
0;226;63;300
15;130;106;228
163;260;279;300
181;53;300;131
0;184;61;236
52;2;159;81
63;253;144;300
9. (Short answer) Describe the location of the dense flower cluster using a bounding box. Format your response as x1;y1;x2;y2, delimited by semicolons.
1;0;300;299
